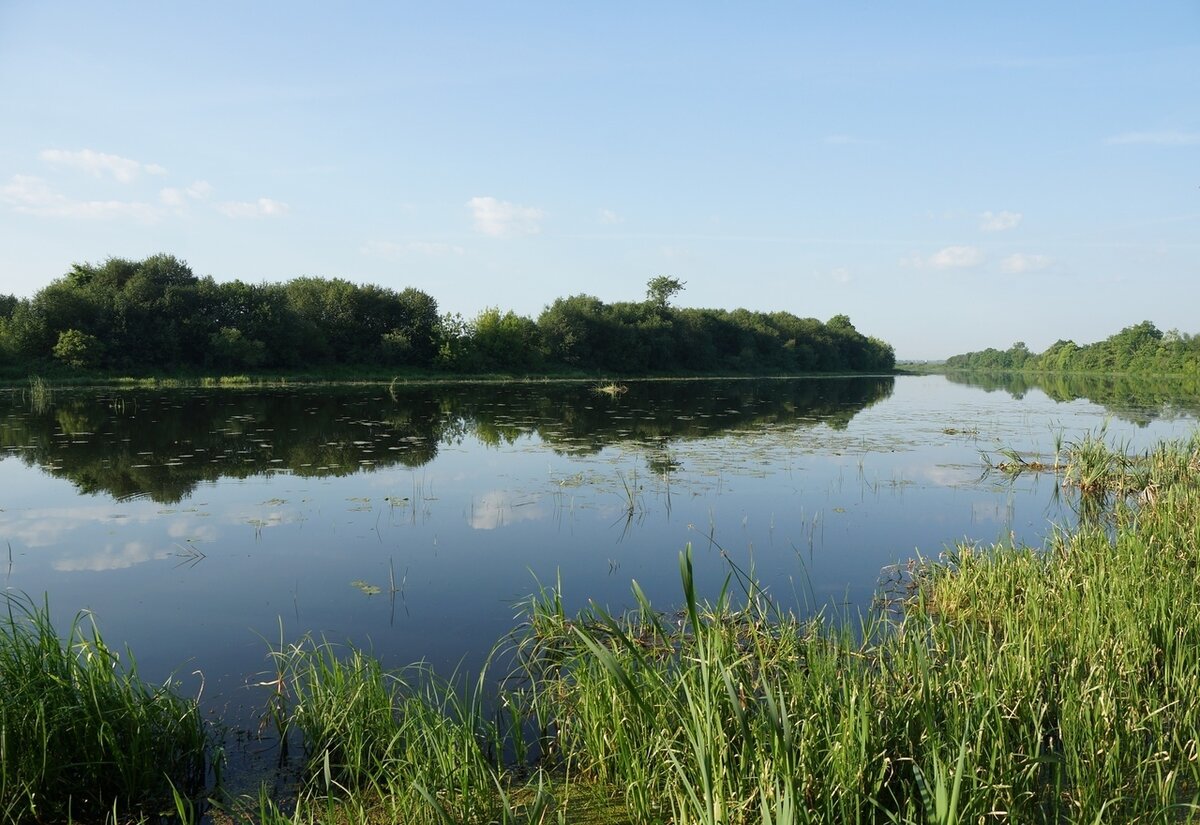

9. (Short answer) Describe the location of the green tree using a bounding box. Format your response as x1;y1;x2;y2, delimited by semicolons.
208;327;267;369
472;308;543;371
52;328;104;369
646;276;685;310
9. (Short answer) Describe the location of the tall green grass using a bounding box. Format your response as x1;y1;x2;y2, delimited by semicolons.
26;375;51;413
229;434;1200;822
0;595;208;823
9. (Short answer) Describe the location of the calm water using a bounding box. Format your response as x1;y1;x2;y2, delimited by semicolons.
1;375;1197;732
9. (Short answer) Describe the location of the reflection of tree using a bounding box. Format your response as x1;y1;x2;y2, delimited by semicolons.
945;372;1200;426
0;378;894;503
1;390;446;503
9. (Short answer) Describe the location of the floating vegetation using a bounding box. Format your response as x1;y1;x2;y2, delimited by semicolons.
983;446;1056;475
592;380;628;397
350;580;382;596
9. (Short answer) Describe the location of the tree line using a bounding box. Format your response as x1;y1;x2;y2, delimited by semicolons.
944;321;1200;375
0;255;895;375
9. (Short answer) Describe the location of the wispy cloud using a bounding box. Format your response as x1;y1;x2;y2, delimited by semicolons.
467;196;544;237
1106;130;1200;146
908;245;984;270
831;267;852;284
39;148;166;182
1;174;160;221
999;253;1050;274
361;240;465;259
979;210;1022;231
216;197;289;218
159;180;212;207
598;208;622;225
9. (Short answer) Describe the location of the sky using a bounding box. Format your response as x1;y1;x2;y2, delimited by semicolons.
0;2;1197;360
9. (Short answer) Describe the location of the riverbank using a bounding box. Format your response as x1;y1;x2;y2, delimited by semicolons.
3;431;1198;823
0;367;911;390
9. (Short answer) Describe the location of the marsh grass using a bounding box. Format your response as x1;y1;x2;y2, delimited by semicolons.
0;594;208;823
27;374;52;413
228;434;1200;823
592;381;628;397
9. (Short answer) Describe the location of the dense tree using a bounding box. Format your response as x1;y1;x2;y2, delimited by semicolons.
3;255;896;376
52;329;104;368
470;308;543;371
945;321;1200;375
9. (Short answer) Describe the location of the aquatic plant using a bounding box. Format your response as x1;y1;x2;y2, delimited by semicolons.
592;380;628;397
26;374;51;413
246;433;1200;823
0;594;208;823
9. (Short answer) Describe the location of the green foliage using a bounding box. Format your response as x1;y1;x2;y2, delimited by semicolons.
52;327;105;368
472;307;543;370
209;326;267;369
8;255;896;377
0;595;208;822
646;275;686;309
946;320;1200;375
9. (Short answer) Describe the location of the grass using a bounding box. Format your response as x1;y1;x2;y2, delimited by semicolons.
27;374;51;413
592;381;629;397
13;433;1200;823
0;594;208;823
235;433;1200;823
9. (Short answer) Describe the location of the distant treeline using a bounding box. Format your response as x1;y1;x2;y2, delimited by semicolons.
944;321;1200;375
0;256;894;375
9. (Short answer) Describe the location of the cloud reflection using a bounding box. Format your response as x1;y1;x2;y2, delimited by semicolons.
53;541;169;572
469;491;547;530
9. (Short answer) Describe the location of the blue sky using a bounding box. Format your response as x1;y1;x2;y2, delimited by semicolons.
1;2;1196;359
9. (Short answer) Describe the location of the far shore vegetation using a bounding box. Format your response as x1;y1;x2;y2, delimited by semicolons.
0;256;894;381
943;320;1200;375
5;431;1200;823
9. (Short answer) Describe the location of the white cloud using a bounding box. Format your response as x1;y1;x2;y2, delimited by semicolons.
186;180;212;199
160;180;214;208
217;197;289;218
362;240;465;259
2;174;160;221
979;210;1022;232
467;196;544;237
928;245;983;269
39;148;166;182
1106;130;1200;146
598;208;622;224
999;253;1051;274
831;267;852;284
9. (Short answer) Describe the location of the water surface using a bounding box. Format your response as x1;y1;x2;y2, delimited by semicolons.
1;374;1196;732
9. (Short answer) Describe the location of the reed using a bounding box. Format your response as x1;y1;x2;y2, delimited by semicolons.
229;434;1200;823
27;374;51;413
263;634;529;824
0;594;208;823
592;381;628;397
